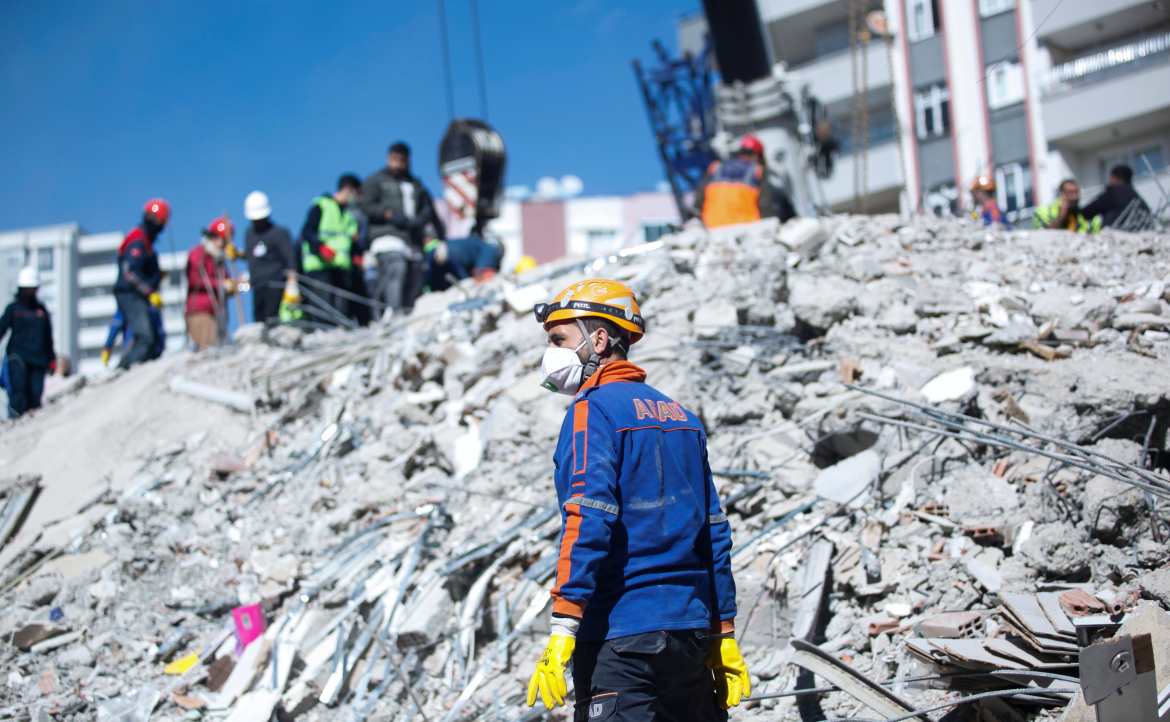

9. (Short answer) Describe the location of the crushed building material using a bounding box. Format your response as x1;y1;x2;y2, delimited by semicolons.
1;215;1168;720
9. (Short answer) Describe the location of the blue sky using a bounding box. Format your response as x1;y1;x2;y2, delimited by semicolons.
0;0;695;239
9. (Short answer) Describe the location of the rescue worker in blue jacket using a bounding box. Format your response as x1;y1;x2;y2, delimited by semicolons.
526;279;750;720
1;267;56;418
114;198;169;369
423;235;503;292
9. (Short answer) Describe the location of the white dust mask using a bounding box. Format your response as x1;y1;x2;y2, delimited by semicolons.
540;336;591;395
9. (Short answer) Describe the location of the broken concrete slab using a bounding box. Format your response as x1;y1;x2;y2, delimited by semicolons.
920;366;976;404
813;449;880;507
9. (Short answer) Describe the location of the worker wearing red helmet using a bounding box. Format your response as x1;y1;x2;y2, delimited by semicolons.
113;198;170;369
526;279;750;719
695;134;793;228
185;216;238;350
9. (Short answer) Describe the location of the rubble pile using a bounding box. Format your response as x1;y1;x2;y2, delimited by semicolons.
1;215;1169;721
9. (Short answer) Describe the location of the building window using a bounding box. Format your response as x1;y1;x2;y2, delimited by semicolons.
986;61;1024;109
1098;145;1167;185
994;162;1034;216
1134;146;1167;177
914;83;950;140
814;21;852;57
585;228;619;254
907;0;940;42
641;223;674;243
37;248;54;272
978;0;1014;18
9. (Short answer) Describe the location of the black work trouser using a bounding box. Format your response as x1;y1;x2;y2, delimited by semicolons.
5;355;46;419
251;282;283;325
115;291;156;369
348;265;372;326
572;630;725;722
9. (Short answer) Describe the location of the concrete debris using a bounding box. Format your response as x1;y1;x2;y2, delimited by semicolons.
919;366;976;403
813;448;880;506
1;215;1168;721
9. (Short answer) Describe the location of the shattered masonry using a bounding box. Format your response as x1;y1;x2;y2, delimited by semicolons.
1;214;1169;721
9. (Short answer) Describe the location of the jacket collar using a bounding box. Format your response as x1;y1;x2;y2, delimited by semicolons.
579;360;646;393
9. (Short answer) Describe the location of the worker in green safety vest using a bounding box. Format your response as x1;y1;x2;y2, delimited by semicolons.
1033;178;1102;234
299;174;361;324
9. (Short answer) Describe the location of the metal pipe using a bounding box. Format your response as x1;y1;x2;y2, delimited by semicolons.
825;686;1078;722
849;384;1170;489
858;412;1170;501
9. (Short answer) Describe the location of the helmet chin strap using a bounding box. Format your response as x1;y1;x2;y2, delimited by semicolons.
575;320;603;382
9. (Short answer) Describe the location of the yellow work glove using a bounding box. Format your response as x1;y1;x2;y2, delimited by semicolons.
148;291;163;308
708;636;751;709
526;633;575;709
100;348;111;367
225;242;240;261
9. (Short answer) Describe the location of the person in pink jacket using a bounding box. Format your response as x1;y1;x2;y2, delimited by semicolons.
185;216;237;350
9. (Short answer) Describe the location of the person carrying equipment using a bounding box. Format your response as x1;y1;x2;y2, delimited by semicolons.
113;198;169;369
185;216;237;349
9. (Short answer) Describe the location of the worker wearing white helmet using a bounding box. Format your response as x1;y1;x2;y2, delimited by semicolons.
242;190;297;325
0;267;57;418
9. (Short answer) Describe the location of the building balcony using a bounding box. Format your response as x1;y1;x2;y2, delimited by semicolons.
790;41;892;107
1032;0;1169;52
1041;32;1170;147
818;139;903;211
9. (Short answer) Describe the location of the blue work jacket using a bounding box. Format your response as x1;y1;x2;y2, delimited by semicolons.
550;361;736;641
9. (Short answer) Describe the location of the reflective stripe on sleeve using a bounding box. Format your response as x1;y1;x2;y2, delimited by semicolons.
709;513;728;525
565;497;619;516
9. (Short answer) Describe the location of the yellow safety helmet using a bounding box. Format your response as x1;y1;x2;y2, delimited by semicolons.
514;255;538;275
535;278;645;344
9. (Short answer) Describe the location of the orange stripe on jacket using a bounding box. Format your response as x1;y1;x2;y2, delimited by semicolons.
572;400;589;475
552;495;586;618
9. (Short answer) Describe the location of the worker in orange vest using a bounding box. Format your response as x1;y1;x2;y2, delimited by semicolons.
696;135;794;228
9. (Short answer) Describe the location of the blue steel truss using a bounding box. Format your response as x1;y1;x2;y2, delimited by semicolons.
632;38;717;219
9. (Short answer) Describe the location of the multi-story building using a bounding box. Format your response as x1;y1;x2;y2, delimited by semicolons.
679;1;904;214
891;0;1169;219
758;0;904;213
679;0;1170;222
1029;0;1170;210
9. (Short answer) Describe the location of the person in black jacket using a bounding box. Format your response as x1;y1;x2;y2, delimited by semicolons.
0;267;56;418
242;191;296;325
361;142;446;315
1082;164;1152;230
114;198;169;369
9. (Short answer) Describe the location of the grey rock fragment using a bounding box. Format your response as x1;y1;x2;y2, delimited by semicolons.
1082;475;1145;543
788;275;860;333
1017;522;1090;580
